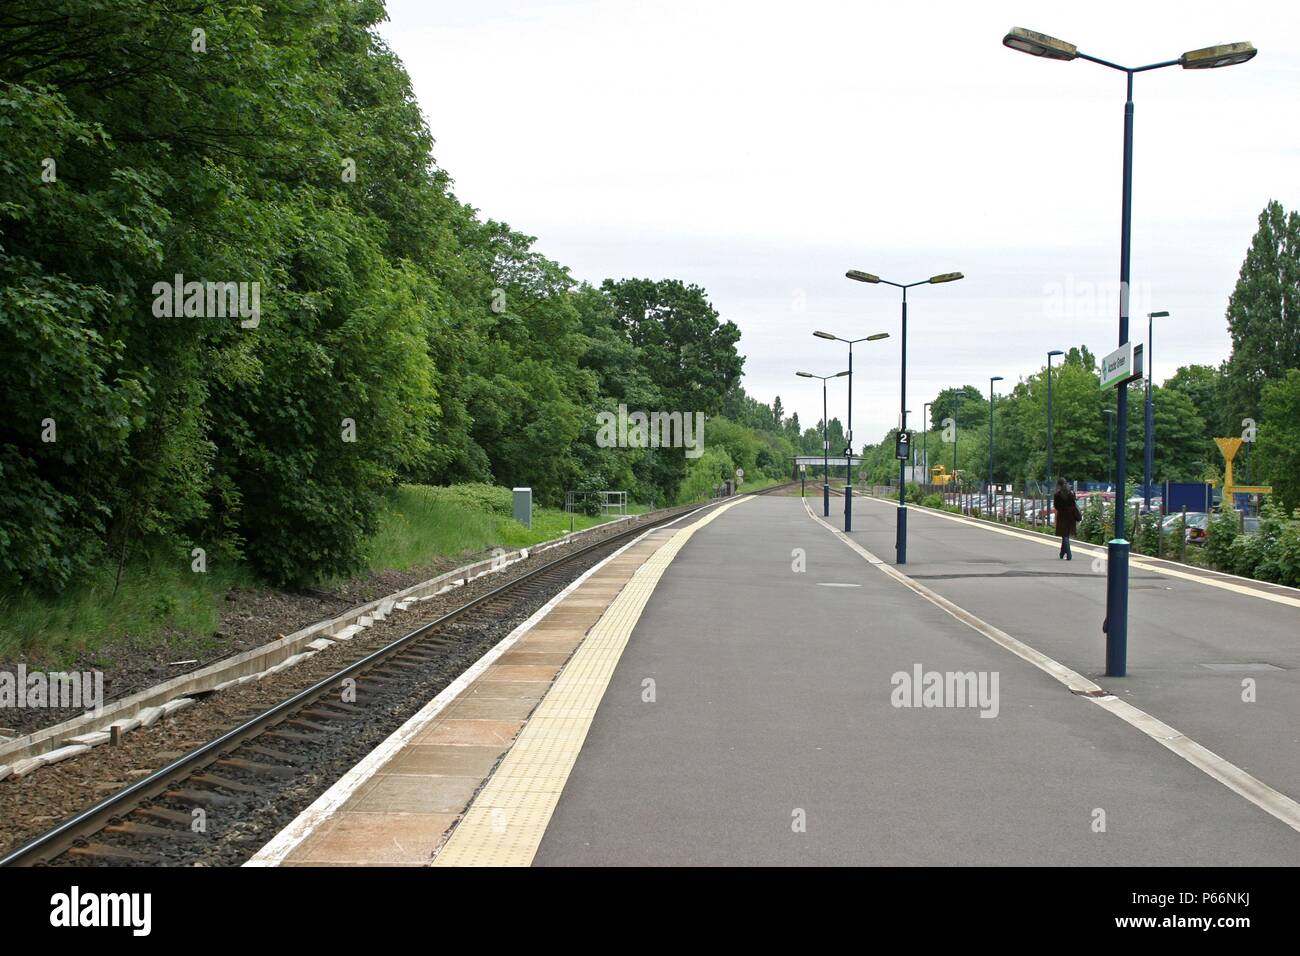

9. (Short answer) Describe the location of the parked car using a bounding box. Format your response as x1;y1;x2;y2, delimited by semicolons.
1023;504;1047;523
1162;512;1208;544
1125;495;1162;515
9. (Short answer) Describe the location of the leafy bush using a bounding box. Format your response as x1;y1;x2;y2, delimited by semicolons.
1133;511;1161;556
1238;506;1292;584
1204;505;1240;571
676;447;735;504
420;484;514;518
1262;514;1300;586
921;493;944;509
1079;496;1106;543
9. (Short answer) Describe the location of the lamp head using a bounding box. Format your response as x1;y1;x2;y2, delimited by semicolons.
813;330;838;341
845;270;880;284
866;332;890;341
928;272;964;284
1003;27;1078;61
1148;310;1170;318
796;372;814;378
1181;42;1256;69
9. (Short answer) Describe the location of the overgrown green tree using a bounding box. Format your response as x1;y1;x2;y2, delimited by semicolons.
1224;200;1300;424
1256;369;1300;513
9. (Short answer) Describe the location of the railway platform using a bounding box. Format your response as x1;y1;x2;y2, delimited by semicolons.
251;493;1300;866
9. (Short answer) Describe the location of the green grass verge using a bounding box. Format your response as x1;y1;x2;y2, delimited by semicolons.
1;484;637;666
0;550;251;666
360;484;627;573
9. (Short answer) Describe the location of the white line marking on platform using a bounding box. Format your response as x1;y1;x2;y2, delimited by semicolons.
803;497;1300;835
860;495;1300;609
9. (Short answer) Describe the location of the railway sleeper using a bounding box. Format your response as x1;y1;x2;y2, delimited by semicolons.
262;729;322;744
284;718;336;734
105;821;204;841
67;842;162;863
244;744;307;765
165;788;237;807
216;757;297;778
191;772;259;794
135;806;199;826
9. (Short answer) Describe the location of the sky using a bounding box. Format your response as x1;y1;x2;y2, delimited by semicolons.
377;0;1300;444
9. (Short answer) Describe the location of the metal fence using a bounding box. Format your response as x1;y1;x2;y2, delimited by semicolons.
564;490;628;517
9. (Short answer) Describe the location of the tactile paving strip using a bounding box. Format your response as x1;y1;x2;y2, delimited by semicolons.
432;496;754;866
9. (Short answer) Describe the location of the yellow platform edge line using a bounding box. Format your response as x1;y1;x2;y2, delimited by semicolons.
432;495;755;867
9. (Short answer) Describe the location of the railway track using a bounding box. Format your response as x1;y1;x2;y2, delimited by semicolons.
1;484;790;867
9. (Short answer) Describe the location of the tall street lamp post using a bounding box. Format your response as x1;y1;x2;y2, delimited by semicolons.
922;401;932;487
797;369;850;518
813;331;889;532
846;269;964;563
1004;26;1256;677
1047;349;1064;497
905;407;913;471
988;377;1003;494
1145;311;1169;511
1103;408;1116;488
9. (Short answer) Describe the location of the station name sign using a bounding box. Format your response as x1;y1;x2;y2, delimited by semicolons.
1100;342;1145;390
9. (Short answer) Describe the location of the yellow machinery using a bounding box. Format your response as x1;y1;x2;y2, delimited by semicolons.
929;464;957;487
1213;437;1272;499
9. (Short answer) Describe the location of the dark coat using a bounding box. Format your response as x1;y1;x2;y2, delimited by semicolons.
1054;489;1081;538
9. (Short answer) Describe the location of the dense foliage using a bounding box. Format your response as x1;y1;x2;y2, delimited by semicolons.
0;0;778;592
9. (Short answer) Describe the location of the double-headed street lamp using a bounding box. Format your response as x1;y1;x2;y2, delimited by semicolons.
1144;311;1169;511
845;269;963;563
922;401;932;486
988;377;1003;493
813;330;890;532
1004;26;1256;678
797;369;850;518
905;408;913;480
1102;408;1116;488
1046;349;1064;493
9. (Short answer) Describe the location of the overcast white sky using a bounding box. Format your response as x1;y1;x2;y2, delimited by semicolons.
378;0;1300;443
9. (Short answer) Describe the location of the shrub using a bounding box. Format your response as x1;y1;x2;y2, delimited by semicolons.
1204;505;1240;571
921;493;944;509
1079;496;1106;544
1134;511;1161;556
676;447;735;504
421;483;513;518
1264;515;1300;587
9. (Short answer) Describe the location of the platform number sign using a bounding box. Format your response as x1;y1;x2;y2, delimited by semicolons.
894;430;912;460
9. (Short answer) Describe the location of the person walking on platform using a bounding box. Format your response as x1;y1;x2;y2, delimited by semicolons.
1053;477;1081;560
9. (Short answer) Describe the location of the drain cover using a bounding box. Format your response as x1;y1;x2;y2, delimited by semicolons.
1197;662;1284;672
